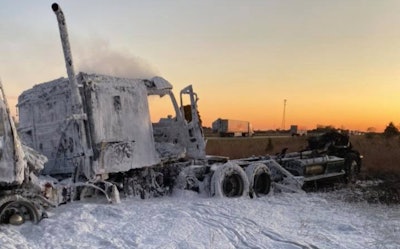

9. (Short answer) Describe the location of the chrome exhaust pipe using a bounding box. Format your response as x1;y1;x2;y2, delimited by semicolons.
52;3;83;114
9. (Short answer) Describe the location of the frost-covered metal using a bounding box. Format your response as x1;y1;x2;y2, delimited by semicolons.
18;74;163;177
0;81;25;185
0;80;49;225
51;3;82;115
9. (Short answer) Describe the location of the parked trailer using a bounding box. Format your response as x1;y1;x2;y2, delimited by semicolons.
2;3;362;225
290;125;307;136
212;118;254;137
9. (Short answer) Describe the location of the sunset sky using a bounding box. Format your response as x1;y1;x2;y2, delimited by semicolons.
1;1;400;132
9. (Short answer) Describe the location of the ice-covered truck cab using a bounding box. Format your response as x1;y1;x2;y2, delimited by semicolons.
17;71;213;201
16;3;216;202
18;73;205;180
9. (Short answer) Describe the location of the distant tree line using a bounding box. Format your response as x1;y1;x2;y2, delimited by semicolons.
383;122;399;137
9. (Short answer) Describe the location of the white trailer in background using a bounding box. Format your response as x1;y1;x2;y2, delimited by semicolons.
290;125;307;136
212;119;254;137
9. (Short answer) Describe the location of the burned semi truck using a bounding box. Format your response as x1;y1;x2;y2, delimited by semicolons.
15;3;301;202
2;3;362;225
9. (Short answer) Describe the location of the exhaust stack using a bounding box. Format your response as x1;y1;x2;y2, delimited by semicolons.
52;3;83;114
51;3;92;181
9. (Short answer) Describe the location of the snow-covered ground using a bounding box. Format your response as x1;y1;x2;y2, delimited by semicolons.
1;189;399;249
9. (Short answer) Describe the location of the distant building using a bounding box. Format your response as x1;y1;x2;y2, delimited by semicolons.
290;125;307;136
212;118;254;137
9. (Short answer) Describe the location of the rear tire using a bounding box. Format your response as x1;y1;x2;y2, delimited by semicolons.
245;163;271;198
211;162;249;197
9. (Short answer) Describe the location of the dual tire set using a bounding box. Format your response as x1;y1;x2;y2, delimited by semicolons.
210;162;272;198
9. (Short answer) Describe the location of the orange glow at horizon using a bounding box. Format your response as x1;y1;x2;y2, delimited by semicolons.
3;1;400;134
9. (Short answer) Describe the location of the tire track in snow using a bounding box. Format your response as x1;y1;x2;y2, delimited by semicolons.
190;201;318;249
189;203;268;248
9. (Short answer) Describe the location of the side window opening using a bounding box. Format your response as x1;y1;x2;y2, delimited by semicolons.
148;94;176;124
148;93;181;145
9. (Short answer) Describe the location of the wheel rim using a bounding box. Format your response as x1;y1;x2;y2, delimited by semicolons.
253;172;271;196
0;201;38;225
222;173;244;197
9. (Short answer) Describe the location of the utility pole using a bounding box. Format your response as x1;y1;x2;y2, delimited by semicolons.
281;99;287;130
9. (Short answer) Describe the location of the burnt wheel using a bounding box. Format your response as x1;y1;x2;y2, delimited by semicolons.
211;162;249;198
0;196;39;225
245;163;271;198
222;173;244;197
